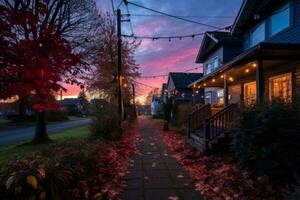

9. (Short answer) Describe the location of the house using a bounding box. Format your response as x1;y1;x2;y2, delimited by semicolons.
59;98;85;115
187;0;300;152
193;31;242;105
165;72;204;104
150;94;163;117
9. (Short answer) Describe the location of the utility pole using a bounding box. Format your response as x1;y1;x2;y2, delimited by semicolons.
117;9;123;128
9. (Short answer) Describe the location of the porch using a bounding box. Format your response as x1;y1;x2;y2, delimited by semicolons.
187;43;300;152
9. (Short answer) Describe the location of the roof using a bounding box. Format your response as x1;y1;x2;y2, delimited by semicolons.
190;42;300;87
196;31;241;63
169;72;203;89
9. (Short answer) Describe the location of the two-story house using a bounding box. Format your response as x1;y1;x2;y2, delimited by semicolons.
187;0;300;152
165;72;205;104
194;31;242;105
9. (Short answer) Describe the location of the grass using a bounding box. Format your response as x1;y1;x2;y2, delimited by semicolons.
0;125;90;162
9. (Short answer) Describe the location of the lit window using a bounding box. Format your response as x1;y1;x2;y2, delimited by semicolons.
244;82;256;106
217;90;224;103
269;73;292;102
270;3;290;36
205;92;212;104
250;22;265;47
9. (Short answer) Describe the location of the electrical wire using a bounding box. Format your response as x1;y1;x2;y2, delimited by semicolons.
126;0;220;29
124;1;134;36
124;14;235;19
139;66;202;79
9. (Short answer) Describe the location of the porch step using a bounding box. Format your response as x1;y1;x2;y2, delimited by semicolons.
187;132;206;152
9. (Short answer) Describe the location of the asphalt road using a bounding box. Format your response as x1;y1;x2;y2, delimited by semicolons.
0;119;90;145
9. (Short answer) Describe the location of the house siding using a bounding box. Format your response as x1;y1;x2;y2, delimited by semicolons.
267;0;300;44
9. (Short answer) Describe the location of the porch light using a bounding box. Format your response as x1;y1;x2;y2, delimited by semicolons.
198;85;201;89
203;83;207;86
123;83;127;88
245;69;250;73
193;84;196;88
229;77;234;82
212;79;216;83
252;63;257;67
220;75;224;79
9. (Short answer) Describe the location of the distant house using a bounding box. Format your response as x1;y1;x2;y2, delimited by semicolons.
165;72;204;104
59;98;84;115
151;94;163;117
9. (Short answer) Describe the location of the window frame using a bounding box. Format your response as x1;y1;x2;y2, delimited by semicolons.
249;21;266;48
269;2;292;37
269;73;292;102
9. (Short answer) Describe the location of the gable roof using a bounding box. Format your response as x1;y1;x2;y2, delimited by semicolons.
196;31;241;63
168;72;203;89
231;0;281;35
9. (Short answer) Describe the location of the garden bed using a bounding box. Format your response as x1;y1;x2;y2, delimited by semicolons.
154;124;288;200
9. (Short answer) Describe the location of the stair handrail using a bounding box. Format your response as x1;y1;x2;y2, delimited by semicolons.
188;103;211;137
204;104;238;149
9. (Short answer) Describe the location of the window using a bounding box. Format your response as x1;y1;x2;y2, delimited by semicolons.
205;92;212;104
270;3;290;36
269;73;292;102
217;90;224;104
244;82;256;106
205;63;212;75
250;22;265;47
213;57;219;69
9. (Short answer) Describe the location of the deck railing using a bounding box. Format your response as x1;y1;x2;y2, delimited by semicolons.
204;104;237;149
188;104;211;137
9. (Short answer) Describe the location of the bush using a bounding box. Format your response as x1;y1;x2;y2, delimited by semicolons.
232;102;300;186
172;103;193;129
0;139;101;199
89;100;121;140
46;109;69;121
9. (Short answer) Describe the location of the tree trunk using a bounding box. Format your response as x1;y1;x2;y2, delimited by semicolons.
33;111;50;143
18;98;26;120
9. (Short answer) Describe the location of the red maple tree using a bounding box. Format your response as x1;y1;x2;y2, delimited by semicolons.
0;3;86;143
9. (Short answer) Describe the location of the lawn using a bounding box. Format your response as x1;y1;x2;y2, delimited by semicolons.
0;125;89;162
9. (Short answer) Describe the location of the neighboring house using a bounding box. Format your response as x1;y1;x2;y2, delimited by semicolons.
161;83;167;104
59;98;84;115
192;31;242;105
151;95;163;117
187;0;300;152
166;72;204;104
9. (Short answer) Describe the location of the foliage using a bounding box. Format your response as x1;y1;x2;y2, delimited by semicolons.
232;102;300;186
89;99;121;140
287;182;300;200
0;122;139;199
171;103;193;128
154;122;288;199
0;2;87;111
87;14;140;102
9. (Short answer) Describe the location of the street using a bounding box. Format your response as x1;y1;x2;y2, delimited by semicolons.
0;119;90;145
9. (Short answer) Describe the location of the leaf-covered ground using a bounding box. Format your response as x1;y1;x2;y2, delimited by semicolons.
155;124;288;200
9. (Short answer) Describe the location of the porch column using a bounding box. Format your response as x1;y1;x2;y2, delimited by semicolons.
256;59;265;104
224;74;229;107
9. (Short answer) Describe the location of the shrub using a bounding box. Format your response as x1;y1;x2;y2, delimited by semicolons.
232;102;300;186
0;139;101;199
46;109;69;121
172;103;193;129
89;100;121;140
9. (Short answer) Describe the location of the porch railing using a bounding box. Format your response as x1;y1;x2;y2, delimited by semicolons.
188;103;211;137
204;104;238;149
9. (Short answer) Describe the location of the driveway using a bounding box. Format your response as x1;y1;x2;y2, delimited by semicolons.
0;119;90;145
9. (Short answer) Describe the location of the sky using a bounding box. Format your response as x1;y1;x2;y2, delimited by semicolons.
64;0;243;101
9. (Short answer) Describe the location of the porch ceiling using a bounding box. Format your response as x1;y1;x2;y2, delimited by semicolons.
190;43;300;88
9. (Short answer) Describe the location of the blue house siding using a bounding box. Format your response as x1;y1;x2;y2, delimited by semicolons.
267;0;300;44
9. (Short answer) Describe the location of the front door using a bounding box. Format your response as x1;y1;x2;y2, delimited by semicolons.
244;81;256;106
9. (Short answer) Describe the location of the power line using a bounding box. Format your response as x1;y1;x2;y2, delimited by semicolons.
126;0;220;29
124;1;134;36
131;79;159;89
140;66;203;79
124;14;235;19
